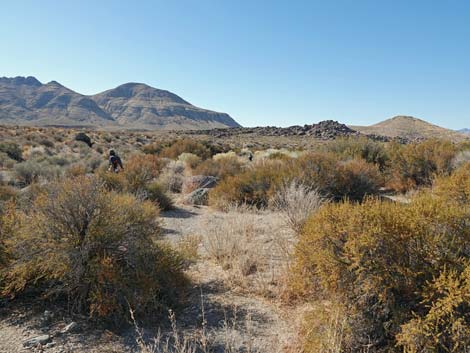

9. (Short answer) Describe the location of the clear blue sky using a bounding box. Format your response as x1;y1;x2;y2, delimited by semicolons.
2;0;469;129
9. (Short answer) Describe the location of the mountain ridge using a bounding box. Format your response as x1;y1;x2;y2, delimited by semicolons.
0;76;240;130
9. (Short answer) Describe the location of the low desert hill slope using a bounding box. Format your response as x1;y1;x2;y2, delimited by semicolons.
351;116;467;141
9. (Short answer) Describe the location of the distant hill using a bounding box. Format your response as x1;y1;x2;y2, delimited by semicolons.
351;116;468;141
459;128;470;134
0;76;240;130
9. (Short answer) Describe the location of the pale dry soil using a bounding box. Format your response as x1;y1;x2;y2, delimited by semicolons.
0;204;296;353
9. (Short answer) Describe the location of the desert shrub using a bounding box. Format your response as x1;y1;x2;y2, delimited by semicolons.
144;181;174;211
270;181;324;234
160;139;211;160
193;155;244;180
0;152;15;169
65;163;88;177
97;168;128;192
209;160;286;208
200;140;231;156
291;152;382;201
253;148;290;160
210;154;382;208
387;139;457;191
141;141;173;155
178;152;202;169
267;151;294;160
97;157;173;209
396;265;470;352
291;193;470;352
123;154;166;193
1;176;187;323
39;138;54;148
14;160;61;186
328;159;381;201
0;186;17;204
0;142;22;162
84;156;103;172
49;156;70;167
285;152;337;193
327;137;389;171
433;162;470;204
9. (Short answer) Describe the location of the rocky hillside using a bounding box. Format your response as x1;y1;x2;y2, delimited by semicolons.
0;76;240;130
187;120;359;139
351;116;468;141
0;77;112;126
186;120;401;141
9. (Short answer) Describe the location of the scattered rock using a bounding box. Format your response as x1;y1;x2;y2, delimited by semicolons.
182;175;218;193
74;132;93;147
23;334;51;347
182;188;210;205
45;342;56;349
60;322;79;334
184;120;411;143
186;120;361;139
40;310;53;327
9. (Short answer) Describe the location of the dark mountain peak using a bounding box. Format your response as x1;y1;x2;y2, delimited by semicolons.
0;76;42;86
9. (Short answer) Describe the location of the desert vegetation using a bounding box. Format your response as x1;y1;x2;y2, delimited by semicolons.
0;125;469;352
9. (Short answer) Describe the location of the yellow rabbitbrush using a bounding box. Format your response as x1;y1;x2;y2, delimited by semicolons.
291;167;470;352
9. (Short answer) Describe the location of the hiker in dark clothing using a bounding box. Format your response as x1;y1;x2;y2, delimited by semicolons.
108;149;124;173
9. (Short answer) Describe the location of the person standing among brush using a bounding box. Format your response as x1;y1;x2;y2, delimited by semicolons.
108;149;124;173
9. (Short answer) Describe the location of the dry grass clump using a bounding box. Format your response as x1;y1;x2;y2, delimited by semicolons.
271;181;324;234
202;209;259;275
133;301;270;353
0;176;187;323
158;160;186;193
200;205;293;296
290;175;470;352
299;302;351;353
